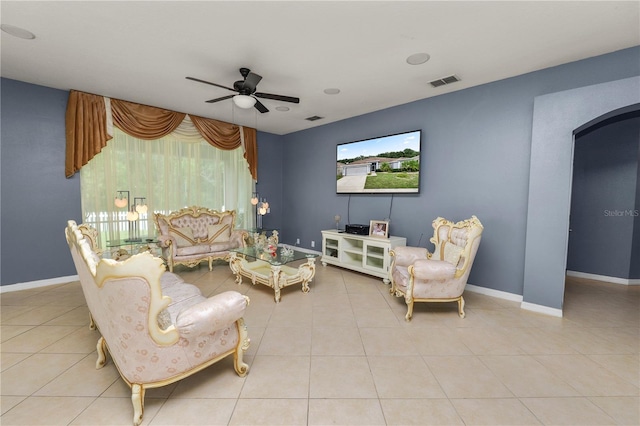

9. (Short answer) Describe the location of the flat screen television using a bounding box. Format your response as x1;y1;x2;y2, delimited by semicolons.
336;129;421;194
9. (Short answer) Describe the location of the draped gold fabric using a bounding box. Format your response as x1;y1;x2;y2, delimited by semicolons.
65;91;258;180
191;114;244;150
65;90;112;178
242;126;258;181
191;114;258;180
111;99;186;140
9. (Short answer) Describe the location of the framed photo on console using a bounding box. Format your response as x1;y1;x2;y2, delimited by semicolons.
369;220;389;238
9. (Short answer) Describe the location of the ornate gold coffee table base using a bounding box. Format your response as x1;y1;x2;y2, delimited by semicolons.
229;251;316;303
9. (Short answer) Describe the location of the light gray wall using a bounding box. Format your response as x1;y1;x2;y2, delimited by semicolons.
524;76;640;310
1;78;81;285
276;47;640;301
567;116;639;279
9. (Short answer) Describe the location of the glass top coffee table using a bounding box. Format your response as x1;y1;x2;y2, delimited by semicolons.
105;237;160;260
229;246;318;303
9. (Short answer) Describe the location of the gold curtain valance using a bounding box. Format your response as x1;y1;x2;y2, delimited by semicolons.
65;90;258;180
190;114;257;178
110;99;186;140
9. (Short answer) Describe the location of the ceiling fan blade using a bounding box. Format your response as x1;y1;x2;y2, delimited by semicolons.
254;98;269;113
205;94;235;104
186;76;235;92
255;92;300;104
243;72;262;92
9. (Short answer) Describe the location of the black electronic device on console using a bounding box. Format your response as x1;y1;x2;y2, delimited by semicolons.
345;224;370;235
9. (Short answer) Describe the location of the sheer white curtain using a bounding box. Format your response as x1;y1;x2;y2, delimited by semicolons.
81;127;254;247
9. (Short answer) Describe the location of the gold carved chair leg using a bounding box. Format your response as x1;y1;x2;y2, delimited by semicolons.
233;318;250;376
131;383;145;426
458;296;466;318
96;336;107;369
405;298;414;322
89;313;96;330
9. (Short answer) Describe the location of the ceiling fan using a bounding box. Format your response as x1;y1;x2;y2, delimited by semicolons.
186;67;300;113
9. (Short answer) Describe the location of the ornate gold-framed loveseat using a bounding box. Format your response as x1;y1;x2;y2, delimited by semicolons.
154;206;247;272
65;220;250;426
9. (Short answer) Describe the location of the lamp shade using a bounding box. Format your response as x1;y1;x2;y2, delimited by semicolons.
127;211;139;221
233;95;257;109
114;197;128;208
135;204;148;214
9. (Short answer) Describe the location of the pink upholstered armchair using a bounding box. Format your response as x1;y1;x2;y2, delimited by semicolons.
65;220;250;425
389;216;483;321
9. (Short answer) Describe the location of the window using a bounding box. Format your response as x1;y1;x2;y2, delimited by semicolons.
81;128;253;247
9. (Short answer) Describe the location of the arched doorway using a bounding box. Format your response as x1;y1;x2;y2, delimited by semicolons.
567;105;640;282
522;76;640;316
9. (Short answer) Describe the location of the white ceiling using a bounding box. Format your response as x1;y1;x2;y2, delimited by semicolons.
1;1;638;135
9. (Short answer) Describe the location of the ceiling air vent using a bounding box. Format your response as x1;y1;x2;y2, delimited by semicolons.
305;115;324;121
429;75;460;88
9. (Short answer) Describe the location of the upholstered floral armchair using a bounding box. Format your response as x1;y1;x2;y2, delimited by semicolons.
65;220;250;426
389;216;483;321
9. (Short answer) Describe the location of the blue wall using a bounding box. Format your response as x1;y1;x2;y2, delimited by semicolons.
271;47;640;297
568;116;639;279
2;46;639;299
1;78;81;285
255;131;284;233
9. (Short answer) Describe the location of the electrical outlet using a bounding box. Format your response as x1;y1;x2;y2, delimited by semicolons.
311;240;315;248
296;238;300;245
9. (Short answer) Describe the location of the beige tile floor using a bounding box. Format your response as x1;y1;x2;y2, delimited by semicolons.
1;263;638;425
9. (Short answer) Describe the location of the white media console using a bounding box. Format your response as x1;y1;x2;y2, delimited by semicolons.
321;229;407;283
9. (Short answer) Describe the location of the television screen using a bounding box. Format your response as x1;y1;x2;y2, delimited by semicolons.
336;129;421;194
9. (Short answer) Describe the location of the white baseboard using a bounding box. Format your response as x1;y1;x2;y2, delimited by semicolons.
0;275;79;293
521;301;563;318
566;270;640;286
466;284;564;317
465;283;523;302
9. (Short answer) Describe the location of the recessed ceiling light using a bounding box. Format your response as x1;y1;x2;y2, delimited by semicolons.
406;52;430;65
1;24;36;40
324;88;340;95
275;106;290;112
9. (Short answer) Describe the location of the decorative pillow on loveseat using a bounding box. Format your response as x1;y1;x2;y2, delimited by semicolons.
169;226;197;248
207;224;231;243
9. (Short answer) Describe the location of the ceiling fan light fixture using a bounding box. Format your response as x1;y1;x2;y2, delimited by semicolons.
233;94;257;109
